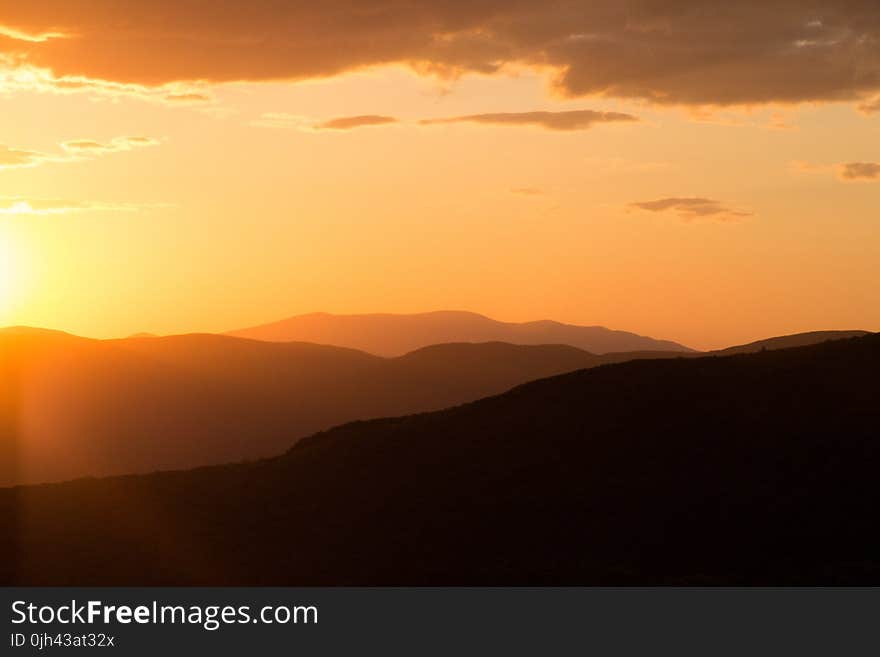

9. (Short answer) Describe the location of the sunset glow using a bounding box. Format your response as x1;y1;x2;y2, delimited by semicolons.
0;233;16;312
0;3;878;349
3;0;880;599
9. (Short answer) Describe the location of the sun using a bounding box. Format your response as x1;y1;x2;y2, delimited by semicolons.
0;233;20;315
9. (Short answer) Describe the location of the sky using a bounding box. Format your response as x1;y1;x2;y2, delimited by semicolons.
0;1;878;350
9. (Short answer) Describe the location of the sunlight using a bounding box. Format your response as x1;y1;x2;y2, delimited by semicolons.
1;201;36;215
0;232;19;315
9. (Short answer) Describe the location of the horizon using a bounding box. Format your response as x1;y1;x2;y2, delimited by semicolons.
0;308;874;354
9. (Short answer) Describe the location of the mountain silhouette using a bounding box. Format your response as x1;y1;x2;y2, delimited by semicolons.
710;330;869;355
2;333;877;585
1;329;657;486
227;310;694;355
0;327;866;487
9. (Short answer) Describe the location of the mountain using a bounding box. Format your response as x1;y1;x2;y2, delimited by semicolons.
0;329;631;486
0;326;864;487
710;330;870;356
2;333;877;585
227;311;694;355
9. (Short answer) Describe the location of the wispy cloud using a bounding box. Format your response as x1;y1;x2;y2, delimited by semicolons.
857;96;880;114
163;92;212;104
629;197;752;222
61;136;160;154
0;59;213;108
316;115;397;130
0;196;168;216
838;162;880;181
0;136;159;171
420;110;638;131
0;144;54;169
254;113;398;131
0;25;69;43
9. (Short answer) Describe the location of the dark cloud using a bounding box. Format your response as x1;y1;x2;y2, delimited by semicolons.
316;115;397;130
839;162;880;180
4;2;880;106
630;197;752;221
420;110;637;130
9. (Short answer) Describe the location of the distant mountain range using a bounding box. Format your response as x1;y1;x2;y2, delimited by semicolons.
1;327;664;486
3;333;877;585
0;325;869;487
227;311;695;355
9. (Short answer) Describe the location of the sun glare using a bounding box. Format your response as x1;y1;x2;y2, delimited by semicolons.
0;234;19;315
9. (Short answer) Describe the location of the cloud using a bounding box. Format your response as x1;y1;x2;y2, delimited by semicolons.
857;96;880;114
61;136;159;154
163;91;212;103
0;196;165;215
0;144;51;169
0;25;68;43
316;115;397;130
254;113;398;131
0;58;215;107
839;162;880;181
256;110;630;132
2;3;880;106
790;160;880;181
629;197;752;222
0;136;159;171
420;110;638;130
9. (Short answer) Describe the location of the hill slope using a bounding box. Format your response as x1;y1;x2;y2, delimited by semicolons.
0;331;617;486
3;333;877;585
711;330;870;355
227;310;693;355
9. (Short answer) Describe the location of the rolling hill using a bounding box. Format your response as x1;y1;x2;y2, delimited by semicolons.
711;330;870;355
227;310;694;355
2;333;877;585
0;326;866;487
0;328;634;486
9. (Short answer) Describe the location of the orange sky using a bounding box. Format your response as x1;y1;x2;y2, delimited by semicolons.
0;3;878;350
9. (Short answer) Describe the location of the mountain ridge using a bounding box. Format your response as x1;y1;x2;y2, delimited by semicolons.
227;310;695;355
0;325;870;487
0;331;607;486
710;330;870;355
